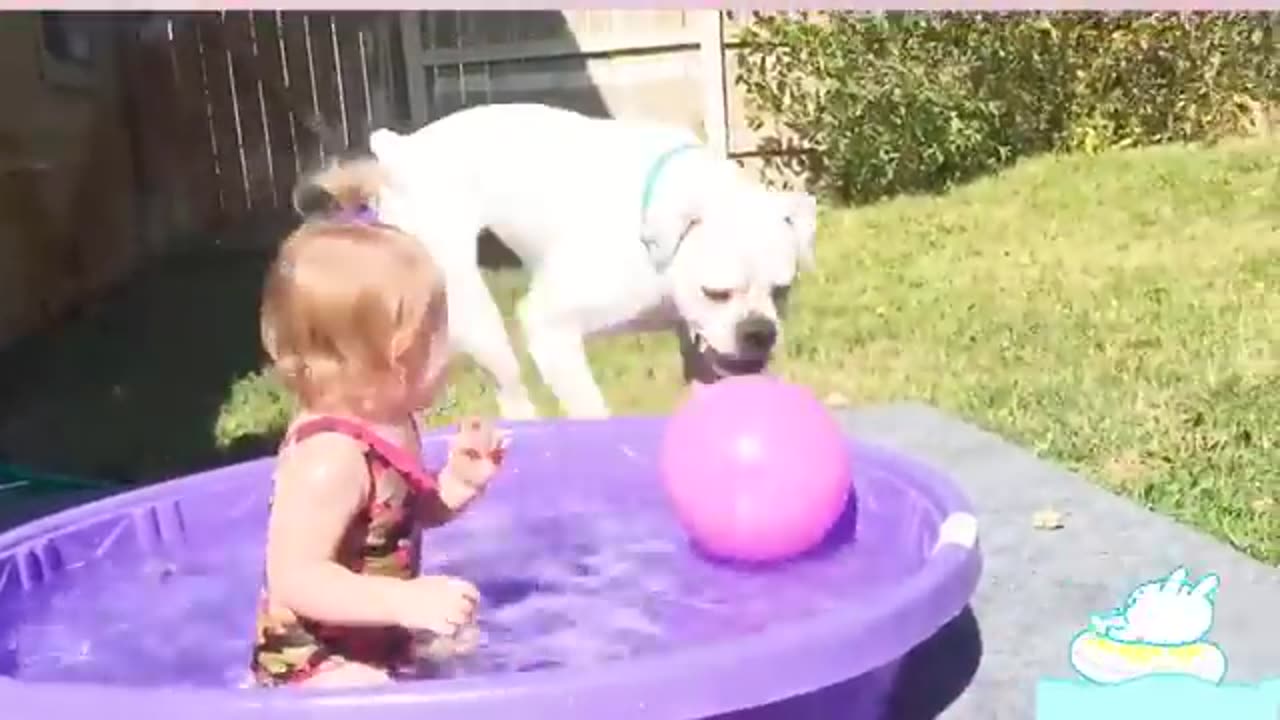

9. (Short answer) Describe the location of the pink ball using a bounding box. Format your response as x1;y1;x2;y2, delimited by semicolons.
659;375;853;563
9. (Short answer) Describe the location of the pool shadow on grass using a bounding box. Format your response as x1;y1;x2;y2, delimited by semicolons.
884;604;983;719
719;604;983;719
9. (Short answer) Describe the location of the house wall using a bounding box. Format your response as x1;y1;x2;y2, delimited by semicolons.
0;13;138;349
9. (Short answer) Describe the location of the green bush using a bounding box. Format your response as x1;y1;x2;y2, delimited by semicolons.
735;12;1279;203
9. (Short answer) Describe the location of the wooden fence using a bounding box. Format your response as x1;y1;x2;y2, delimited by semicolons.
118;11;396;248
121;10;792;249
4;10;794;349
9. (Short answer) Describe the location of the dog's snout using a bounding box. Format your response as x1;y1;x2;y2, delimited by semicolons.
735;315;778;354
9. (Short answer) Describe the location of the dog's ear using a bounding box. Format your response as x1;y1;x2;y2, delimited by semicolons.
779;191;818;271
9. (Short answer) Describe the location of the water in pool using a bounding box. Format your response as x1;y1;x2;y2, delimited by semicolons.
0;446;933;689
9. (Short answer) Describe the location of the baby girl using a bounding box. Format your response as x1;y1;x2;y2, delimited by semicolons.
249;157;507;688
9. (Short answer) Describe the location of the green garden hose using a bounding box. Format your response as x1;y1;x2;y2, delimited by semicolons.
0;462;115;496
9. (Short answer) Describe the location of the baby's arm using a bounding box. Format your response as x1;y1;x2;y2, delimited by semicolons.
265;434;408;626
414;488;460;530
412;472;475;530
415;420;506;526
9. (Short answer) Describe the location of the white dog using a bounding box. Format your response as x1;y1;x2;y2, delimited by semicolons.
357;103;818;420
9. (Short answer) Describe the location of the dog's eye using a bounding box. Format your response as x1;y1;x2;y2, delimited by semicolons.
702;287;732;303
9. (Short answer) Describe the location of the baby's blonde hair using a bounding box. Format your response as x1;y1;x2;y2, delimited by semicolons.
261;157;446;414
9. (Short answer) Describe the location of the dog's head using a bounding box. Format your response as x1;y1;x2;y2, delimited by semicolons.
646;180;818;384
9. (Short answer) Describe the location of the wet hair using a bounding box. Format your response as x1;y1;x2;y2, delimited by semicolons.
261;157;446;413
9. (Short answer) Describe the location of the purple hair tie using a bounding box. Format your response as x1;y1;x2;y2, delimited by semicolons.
337;203;378;224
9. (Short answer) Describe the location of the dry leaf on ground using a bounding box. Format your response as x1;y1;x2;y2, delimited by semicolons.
1032;508;1066;530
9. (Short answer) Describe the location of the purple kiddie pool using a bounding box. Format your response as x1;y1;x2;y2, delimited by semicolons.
0;416;981;719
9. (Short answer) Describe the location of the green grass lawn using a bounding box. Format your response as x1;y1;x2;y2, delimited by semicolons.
3;139;1277;563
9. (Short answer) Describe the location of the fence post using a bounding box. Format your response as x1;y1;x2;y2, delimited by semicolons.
697;10;729;158
398;11;430;125
366;14;394;129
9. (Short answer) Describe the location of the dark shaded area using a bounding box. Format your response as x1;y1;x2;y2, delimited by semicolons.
478;229;523;269
885;605;983;719
716;605;982;719
0;10;622;485
0;232;282;485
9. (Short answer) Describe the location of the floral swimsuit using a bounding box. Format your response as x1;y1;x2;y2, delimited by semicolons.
250;415;439;687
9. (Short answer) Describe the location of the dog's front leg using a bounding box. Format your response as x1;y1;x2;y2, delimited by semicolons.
520;304;610;419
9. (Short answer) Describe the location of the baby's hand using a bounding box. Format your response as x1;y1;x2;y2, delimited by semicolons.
392;575;479;636
440;417;509;501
